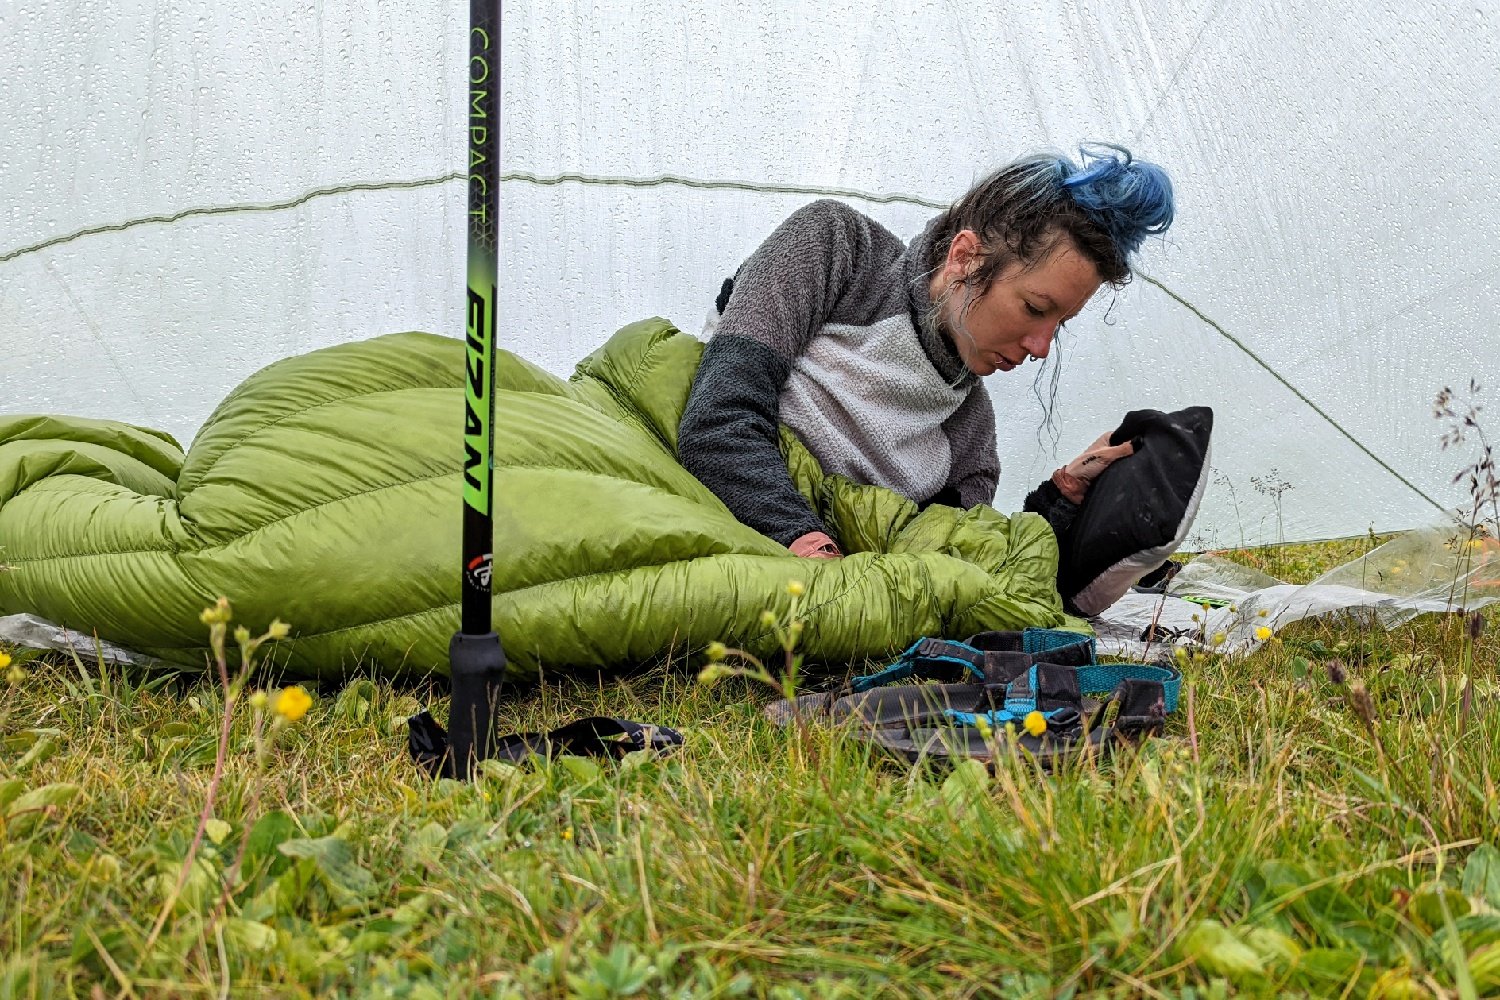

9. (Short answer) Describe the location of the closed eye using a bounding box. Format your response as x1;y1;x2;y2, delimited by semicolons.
1024;302;1046;318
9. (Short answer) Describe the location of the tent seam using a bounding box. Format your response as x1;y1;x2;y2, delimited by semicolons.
0;172;950;267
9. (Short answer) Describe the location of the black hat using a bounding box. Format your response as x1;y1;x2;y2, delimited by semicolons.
1059;406;1213;616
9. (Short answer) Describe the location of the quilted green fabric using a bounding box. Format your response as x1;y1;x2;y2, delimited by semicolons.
0;319;1075;679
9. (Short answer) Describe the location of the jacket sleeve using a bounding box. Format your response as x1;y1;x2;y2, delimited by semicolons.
1023;476;1080;549
678;200;880;547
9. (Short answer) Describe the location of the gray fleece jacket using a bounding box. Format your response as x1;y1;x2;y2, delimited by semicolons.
677;200;1002;547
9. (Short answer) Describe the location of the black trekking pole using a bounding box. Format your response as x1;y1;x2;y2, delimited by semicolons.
408;0;506;779
450;0;507;777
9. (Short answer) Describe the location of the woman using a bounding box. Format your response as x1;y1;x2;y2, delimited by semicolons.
678;144;1173;560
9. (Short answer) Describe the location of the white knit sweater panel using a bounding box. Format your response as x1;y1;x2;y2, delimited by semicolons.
778;314;970;501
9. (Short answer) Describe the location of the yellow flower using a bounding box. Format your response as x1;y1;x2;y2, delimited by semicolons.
272;685;312;722
704;641;728;662
200;597;232;626
786;580;806;597
6;665;24;686
973;715;994;741
233;625;251;645
1173;646;1190;668
1023;711;1047;737
561;827;574;842
1255;626;1274;642
0;651;10;670
1257;609;1269;618
1212;632;1227;645
759;610;777;627
267;619;291;640
248;690;269;711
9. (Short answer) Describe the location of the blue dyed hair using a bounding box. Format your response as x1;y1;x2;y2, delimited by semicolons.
1061;143;1174;259
926;142;1175;287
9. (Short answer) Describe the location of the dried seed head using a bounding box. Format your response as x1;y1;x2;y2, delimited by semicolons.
1325;658;1346;685
1348;679;1376;727
1469;611;1485;642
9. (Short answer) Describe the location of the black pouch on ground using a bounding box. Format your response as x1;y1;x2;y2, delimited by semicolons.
1060;405;1213;616
409;713;684;777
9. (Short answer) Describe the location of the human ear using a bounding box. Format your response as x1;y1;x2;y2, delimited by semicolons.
945;229;981;280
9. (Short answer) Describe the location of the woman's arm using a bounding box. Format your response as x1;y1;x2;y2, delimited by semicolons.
679;335;826;546
1024;430;1138;546
1023;477;1081;541
934;384;1137;566
678;200;885;548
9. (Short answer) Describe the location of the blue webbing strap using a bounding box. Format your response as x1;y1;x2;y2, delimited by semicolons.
1022;627;1098;660
1004;665;1038;716
1076;663;1182;713
848;638;984;693
946;706;1069;727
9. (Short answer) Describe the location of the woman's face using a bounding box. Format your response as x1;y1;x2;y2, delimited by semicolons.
931;230;1103;377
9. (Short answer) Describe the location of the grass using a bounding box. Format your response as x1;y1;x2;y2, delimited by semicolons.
1188;533;1401;585
2;541;1499;998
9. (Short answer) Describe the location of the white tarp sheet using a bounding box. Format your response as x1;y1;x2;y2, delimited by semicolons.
4;2;1498;544
1093;522;1500;659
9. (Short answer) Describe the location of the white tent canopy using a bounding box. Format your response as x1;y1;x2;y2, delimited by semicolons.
4;1;1497;546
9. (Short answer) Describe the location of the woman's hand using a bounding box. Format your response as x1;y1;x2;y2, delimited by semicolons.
1052;431;1136;503
789;531;842;559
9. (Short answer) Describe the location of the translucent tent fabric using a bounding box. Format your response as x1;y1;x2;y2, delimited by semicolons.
4;1;1497;547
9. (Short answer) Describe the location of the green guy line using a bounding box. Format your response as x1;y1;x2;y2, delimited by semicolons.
0;173;464;265
500;170;952;210
0;170;946;265
1138;273;1446;513
0;168;1442;512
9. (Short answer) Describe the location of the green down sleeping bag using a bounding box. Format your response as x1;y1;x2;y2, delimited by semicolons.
0;318;1078;680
